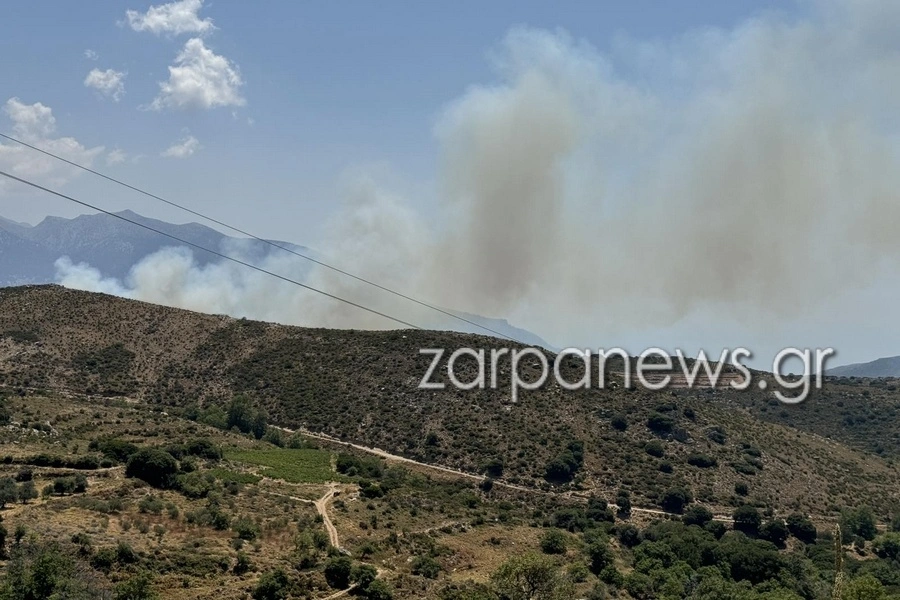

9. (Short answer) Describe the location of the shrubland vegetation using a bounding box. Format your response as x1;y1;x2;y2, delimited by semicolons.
1;287;900;597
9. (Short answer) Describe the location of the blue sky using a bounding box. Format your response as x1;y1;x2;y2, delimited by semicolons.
5;0;900;367
2;1;795;241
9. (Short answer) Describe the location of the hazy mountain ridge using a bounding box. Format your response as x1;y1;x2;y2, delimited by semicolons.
0;210;310;287
829;355;900;378
0;211;552;348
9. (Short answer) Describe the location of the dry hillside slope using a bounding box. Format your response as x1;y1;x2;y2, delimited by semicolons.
1;285;898;519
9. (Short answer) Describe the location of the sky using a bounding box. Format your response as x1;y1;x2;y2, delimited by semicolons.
3;0;900;369
2;0;793;238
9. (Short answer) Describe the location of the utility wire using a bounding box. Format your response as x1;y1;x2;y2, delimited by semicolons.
0;169;425;331
0;132;524;344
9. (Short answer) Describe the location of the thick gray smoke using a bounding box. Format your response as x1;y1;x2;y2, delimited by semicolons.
57;0;900;355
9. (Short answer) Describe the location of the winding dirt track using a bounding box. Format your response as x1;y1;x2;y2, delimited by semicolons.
261;482;342;548
316;483;340;548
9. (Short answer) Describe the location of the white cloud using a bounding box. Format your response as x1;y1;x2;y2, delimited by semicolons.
84;68;126;102
0;98;104;188
150;38;245;110
84;49;99;61
125;0;214;36
106;148;127;165
161;134;200;158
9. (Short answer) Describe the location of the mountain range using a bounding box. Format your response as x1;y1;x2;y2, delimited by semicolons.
828;355;900;378
0;210;551;347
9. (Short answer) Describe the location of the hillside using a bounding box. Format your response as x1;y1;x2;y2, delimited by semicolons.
2;285;898;519
1;286;900;598
829;356;900;378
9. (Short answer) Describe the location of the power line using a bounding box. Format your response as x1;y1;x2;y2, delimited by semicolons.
0;169;425;331
0;132;524;344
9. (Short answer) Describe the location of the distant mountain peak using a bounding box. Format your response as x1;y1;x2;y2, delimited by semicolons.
828;355;900;378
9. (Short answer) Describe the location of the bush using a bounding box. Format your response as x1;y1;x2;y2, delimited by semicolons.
363;579;394;600
184;438;222;460
661;487;692;514
233;517;261;541
324;556;353;589
786;513;817;544
177;471;215;499
0;477;18;507
234;552;252;575
841;506;878;542
126;448;179;489
686;454;718;468
733;505;762;536
96;439;139;463
644;441;665;457
113;570;157;600
705;426;727;445
873;532;900;561
252;568;291;600
352;564;378;589
617;524;641;548
539;529;567;555
760;519;789;547
227;396;267;439
412;555;442;578
587;539;614;574
480;458;504;478
138;494;165;515
647;413;675;435
683;505;713;527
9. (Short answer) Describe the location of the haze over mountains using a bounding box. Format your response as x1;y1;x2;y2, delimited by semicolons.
828;355;900;378
0;210;550;347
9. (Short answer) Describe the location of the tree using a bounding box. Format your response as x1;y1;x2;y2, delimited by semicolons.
616;489;632;517
18;480;37;504
114;571;158;600
617;524;641;548
760;519;790;547
872;532;900;561
786;513;817;544
539;529;567;555
587;540;614;574
610;414;628;431
351;564;378;589
733;505;762;536
252;568;290;600
661;487;692;514
227;396;267;439
0;477;18;508
842;574;885;600
412;555;442;578
841;507;878;543
324;556;353;589
683;505;713;527
481;458;504;478
125;448;179;489
647;413;675;435
363;579;394;600
491;553;573;600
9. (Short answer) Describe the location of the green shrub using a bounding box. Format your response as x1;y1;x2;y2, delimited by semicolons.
125;448;179;489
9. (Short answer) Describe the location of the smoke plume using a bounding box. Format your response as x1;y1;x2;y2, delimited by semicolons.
57;0;900;354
